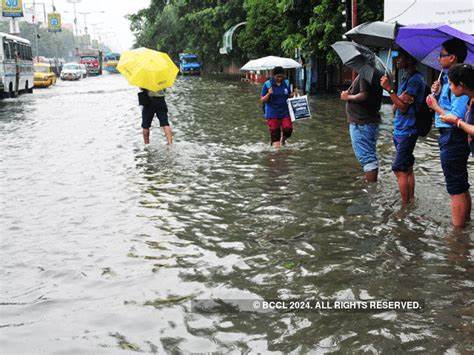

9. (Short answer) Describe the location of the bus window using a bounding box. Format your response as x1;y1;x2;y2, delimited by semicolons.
9;42;16;59
3;40;11;60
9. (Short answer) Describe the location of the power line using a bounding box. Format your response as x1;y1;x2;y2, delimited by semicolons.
385;0;417;22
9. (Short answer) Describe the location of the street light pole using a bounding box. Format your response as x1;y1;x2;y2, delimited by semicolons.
78;12;105;45
66;0;82;46
66;0;82;56
79;12;91;37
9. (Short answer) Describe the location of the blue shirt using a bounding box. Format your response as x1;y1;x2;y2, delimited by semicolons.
394;72;425;136
435;72;469;128
261;79;290;119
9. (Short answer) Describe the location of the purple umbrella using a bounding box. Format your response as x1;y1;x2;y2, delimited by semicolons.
396;24;474;70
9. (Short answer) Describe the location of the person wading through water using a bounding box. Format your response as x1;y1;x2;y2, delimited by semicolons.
261;66;297;148
140;88;173;145
380;49;427;206
426;39;471;228
340;70;383;183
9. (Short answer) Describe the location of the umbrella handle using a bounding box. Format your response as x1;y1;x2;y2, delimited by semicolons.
385;48;392;71
377;55;391;77
431;70;444;96
347;80;355;93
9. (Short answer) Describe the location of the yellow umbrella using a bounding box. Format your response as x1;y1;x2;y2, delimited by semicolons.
117;48;179;92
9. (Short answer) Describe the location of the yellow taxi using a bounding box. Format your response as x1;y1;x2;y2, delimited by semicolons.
34;63;57;88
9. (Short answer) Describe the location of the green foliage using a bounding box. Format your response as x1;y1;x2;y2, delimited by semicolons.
237;0;290;58
128;0;383;68
0;21;76;58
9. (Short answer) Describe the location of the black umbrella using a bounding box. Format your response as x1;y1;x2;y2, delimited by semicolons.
345;21;400;49
331;41;389;83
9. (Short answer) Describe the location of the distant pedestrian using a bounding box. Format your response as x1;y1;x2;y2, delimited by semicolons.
380;49;426;205
261;66;296;148
140;88;173;145
441;64;474;155
340;73;383;183
426;39;471;228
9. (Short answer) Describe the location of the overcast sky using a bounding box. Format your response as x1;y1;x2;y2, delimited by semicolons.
33;0;151;52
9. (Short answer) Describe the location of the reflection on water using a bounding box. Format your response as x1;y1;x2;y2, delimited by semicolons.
0;74;472;353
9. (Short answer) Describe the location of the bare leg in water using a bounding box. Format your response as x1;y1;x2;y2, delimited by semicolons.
394;168;415;206
162;126;173;145
365;169;378;183
143;126;173;145
451;191;471;228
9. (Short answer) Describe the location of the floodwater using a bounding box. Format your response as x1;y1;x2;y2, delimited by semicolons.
0;74;472;354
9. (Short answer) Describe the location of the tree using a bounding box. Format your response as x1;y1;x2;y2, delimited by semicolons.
237;0;290;58
128;0;383;71
306;0;383;64
0;21;76;58
128;0;247;69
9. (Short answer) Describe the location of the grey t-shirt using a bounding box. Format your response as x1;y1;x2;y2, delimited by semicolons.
346;75;382;124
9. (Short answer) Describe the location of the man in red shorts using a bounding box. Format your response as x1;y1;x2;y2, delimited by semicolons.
261;66;296;148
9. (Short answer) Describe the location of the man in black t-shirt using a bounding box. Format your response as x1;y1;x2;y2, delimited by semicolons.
340;74;383;182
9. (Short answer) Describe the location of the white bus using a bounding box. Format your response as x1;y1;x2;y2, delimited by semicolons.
0;32;34;98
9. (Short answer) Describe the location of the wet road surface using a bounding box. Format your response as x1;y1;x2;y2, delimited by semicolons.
0;74;473;353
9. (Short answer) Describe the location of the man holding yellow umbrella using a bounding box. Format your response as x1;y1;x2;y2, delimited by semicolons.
118;48;179;145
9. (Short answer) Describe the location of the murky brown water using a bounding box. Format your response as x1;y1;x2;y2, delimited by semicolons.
0;74;472;353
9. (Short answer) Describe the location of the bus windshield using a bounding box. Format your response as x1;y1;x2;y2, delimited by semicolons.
182;57;198;64
81;56;97;61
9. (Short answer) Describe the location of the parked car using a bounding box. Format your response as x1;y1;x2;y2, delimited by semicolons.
33;63;57;88
79;64;88;78
60;63;82;81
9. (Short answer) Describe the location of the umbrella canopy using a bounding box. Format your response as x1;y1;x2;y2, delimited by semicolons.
240;56;302;71
345;21;400;48
396;24;474;70
331;41;388;83
117;48;179;92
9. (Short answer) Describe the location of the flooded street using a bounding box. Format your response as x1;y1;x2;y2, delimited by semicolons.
1;74;472;353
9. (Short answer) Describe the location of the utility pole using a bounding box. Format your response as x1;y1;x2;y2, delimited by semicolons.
351;0;357;80
33;0;39;59
351;0;357;29
9;17;20;35
51;0;59;63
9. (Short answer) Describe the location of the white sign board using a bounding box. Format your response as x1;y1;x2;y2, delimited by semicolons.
384;0;474;34
287;96;311;122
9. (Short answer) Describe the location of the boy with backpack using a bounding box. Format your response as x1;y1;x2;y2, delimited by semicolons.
380;49;428;206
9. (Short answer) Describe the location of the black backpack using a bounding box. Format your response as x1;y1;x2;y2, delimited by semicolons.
415;85;434;137
407;72;433;137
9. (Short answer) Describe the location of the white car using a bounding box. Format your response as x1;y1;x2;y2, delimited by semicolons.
79;64;88;78
60;63;82;81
